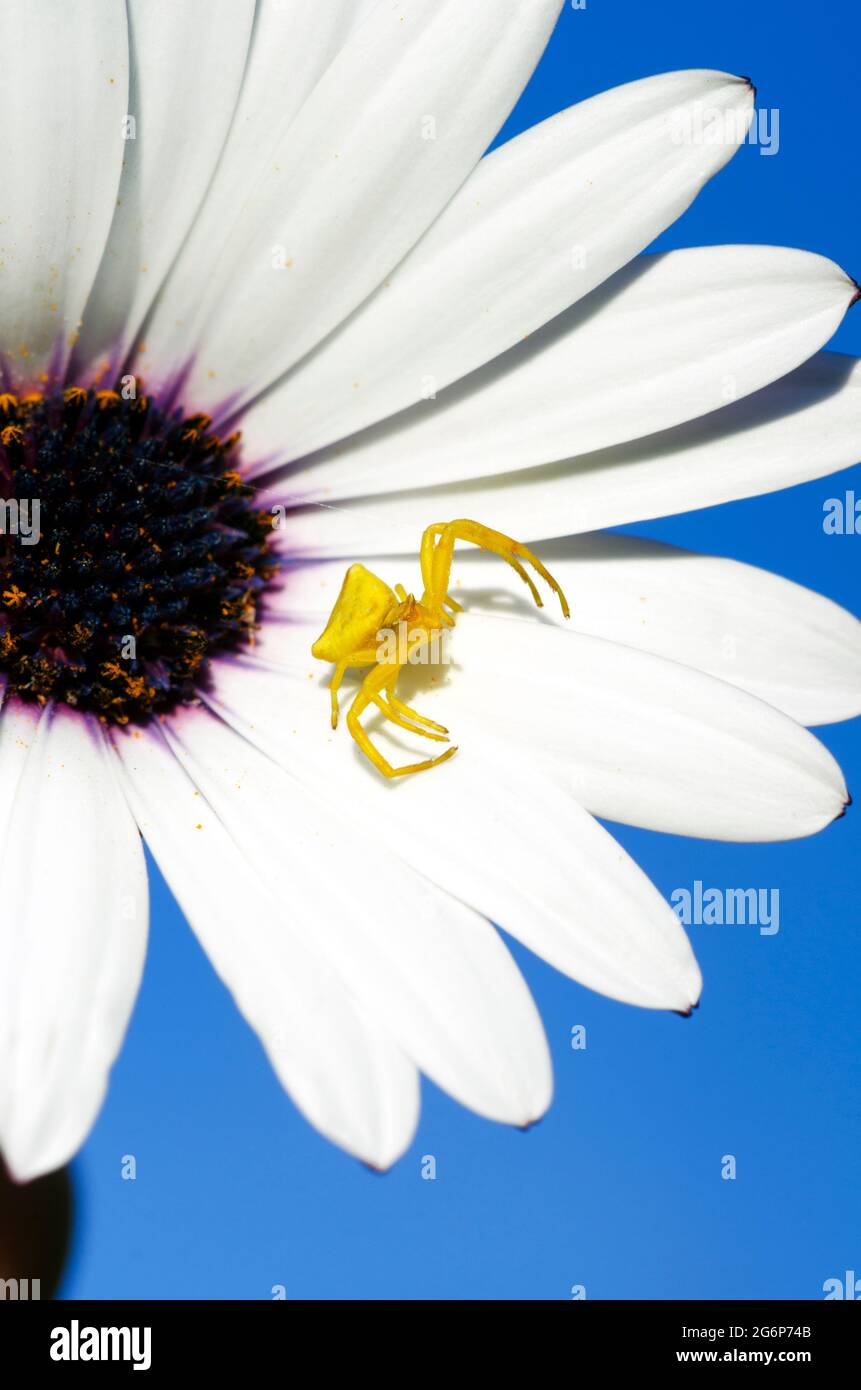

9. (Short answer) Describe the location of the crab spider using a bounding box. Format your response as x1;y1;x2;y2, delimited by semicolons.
311;519;570;779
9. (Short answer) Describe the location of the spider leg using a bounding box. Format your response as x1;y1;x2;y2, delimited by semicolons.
372;693;450;743
380;673;450;739
347;663;457;778
386;687;449;736
420;519;570;618
419;524;439;597
327;649;377;729
499;553;542;607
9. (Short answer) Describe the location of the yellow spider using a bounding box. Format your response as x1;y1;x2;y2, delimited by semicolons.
311;519;570;778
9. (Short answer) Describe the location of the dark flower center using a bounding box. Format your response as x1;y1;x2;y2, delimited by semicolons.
0;385;275;723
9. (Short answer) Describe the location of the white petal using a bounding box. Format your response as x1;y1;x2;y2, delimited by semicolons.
143;0;564;410
73;0;256;377
450;536;861;728
236;609;848;843
276;247;858;503
0;703;147;1181
433;617;850;841
281;352;861;553
203;665;701;1014
111;720;419;1168
152;703;551;1127
243;70;754;466
0;0;128;383
134;0;383;385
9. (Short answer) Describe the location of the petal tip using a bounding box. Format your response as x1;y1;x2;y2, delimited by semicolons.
508;1074;553;1132
1;1145;51;1186
516;1113;545;1134
673;998;701;1019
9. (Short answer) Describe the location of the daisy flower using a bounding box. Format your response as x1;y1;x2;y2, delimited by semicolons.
1;0;859;1180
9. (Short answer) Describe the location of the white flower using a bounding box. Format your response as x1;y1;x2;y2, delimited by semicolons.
0;0;859;1181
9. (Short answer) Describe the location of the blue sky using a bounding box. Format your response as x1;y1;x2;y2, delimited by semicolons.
63;0;860;1299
